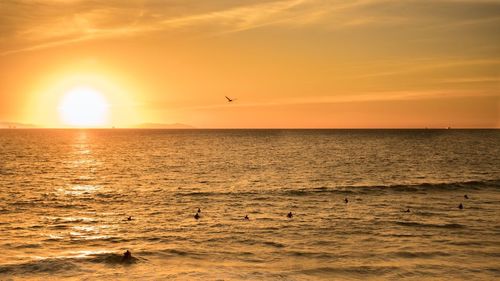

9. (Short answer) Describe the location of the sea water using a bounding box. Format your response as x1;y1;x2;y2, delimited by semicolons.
0;129;499;280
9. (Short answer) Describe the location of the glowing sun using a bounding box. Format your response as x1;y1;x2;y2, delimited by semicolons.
59;87;109;127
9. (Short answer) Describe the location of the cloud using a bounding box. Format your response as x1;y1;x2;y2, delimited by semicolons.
1;0;314;55
344;58;500;79
160;0;308;33
150;89;498;113
440;76;500;84
1;0;500;55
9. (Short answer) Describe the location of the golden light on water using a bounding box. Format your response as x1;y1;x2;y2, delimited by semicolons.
59;87;109;127
0;0;498;279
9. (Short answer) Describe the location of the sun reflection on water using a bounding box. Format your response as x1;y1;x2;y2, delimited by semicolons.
58;184;99;196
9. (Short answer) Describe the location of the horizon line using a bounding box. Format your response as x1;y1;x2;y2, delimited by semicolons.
0;127;498;130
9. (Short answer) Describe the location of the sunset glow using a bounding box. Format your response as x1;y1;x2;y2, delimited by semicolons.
59;87;108;127
0;0;498;128
0;1;499;280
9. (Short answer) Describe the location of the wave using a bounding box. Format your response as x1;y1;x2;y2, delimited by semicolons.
86;252;140;264
174;179;500;197
0;252;141;275
373;179;500;192
292;179;500;195
0;258;79;275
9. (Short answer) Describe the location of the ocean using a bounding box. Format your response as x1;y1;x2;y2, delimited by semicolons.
0;129;499;280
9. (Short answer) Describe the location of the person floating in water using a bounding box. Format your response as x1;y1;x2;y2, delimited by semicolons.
404;209;410;213
244;215;249;220
344;198;349;204
287;212;293;218
464;194;469;199
194;213;200;220
458;203;464;210
127;216;133;221
122;250;132;262
197;208;201;213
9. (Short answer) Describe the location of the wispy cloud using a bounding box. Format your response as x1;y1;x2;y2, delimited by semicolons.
341;58;500;79
2;0;500;56
440;76;500;84
152;89;498;112
159;0;309;34
1;0;315;55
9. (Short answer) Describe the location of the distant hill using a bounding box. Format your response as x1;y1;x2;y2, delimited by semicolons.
136;123;194;129
0;122;37;128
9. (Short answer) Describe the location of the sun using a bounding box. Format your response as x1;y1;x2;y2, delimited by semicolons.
59;87;109;127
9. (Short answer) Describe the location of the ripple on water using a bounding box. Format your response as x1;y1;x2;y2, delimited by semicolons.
295;265;401;278
0;129;499;280
391;250;452;258
395;221;465;229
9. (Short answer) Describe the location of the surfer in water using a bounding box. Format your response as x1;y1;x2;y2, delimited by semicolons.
122;250;132;262
194;212;200;220
287;212;293;218
244;215;249;220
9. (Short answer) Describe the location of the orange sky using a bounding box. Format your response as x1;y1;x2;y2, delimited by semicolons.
0;0;499;128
